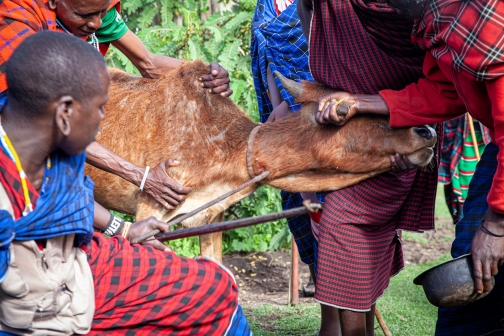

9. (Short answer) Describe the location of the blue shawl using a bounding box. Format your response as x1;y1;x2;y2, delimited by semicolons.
250;0;313;122
0;141;95;283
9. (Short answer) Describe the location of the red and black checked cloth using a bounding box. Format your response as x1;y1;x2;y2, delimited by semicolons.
309;0;440;310
0;0;119;92
412;0;504;81
84;233;238;335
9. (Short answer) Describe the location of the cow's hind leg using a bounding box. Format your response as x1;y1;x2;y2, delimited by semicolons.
199;212;224;262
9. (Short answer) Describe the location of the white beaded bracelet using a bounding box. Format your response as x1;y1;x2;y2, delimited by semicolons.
139;166;150;191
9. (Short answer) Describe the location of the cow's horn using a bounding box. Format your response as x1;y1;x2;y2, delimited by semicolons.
274;71;304;99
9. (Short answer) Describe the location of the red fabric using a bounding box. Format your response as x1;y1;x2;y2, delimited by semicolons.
315;171;417;310
84;233;239;335
0;145;39;219
412;0;504;81
0;0;120;92
380;51;504;213
309;0;425;94
308;0;440;310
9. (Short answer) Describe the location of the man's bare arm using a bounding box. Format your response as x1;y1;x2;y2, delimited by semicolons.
86;142;191;209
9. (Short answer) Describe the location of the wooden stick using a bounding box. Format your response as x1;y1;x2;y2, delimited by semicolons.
375;307;392;336
154;203;322;242
290;235;299;305
467;114;481;161
130;171;270;244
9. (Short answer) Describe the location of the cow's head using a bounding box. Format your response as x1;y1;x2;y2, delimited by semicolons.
249;73;437;192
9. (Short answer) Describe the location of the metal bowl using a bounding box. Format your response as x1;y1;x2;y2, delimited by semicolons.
413;254;494;308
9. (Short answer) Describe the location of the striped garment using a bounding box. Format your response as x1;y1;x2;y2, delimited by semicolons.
251;0;313;122
439;115;490;222
436;142;504;336
309;0;439;311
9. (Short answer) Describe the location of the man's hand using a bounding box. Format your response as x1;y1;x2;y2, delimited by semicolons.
471;209;504;294
266;101;291;122
143;159;192;210
128;216;172;252
390;154;417;172
316;92;357;125
199;62;232;97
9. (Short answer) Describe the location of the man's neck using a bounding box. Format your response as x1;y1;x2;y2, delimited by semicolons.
2;105;54;190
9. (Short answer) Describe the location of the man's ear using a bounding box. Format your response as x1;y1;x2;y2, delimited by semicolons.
48;0;58;10
55;96;75;137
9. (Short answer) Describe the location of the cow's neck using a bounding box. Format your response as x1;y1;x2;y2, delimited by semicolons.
246;112;385;192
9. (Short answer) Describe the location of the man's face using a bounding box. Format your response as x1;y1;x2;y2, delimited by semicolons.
55;0;111;38
61;67;109;155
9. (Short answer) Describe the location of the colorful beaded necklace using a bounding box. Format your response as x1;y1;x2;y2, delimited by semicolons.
0;117;51;216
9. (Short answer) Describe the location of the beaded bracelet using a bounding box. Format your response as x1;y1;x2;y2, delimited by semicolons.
102;214;125;236
480;219;504;238
121;221;133;240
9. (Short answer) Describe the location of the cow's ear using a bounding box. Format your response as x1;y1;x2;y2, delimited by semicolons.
274;71;304;100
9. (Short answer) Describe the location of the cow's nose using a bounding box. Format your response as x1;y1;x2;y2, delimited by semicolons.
414;126;433;140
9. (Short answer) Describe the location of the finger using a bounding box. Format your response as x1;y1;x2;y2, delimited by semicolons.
491;260;499;276
318;97;331;112
164;158;181;167
208;83;231;94
401;155;416;169
201;77;230;89
209;62;221;76
322;102;333;123
220;89;233;97
266;113;276;123
395;154;408;171
143;238;172;252
482;261;494;293
146;216;171;232
199;74;216;82
328;101;339;124
390;155;398;171
473;259;484;294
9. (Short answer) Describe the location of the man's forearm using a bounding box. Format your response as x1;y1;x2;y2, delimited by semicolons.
86;141;144;187
112;30;182;79
354;94;390;115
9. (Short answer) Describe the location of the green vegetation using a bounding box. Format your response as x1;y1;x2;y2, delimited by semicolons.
245;255;451;336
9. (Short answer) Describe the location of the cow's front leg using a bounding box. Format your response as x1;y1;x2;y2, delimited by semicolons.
199;212;224;262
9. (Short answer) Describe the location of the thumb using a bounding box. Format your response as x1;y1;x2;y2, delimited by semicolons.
144;238;172;252
163;158;181;167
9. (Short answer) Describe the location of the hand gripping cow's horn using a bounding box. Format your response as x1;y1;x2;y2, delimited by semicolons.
154;201;322;242
130;171;271;244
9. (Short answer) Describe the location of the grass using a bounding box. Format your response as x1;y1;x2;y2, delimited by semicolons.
245;255;451;336
245;184;454;335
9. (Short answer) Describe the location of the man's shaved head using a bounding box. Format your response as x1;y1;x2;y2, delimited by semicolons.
6;31;107;118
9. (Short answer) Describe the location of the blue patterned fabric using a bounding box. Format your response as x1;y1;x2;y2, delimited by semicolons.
0;145;95;282
250;0;313;122
226;305;252;335
436;142;504;335
281;191;323;265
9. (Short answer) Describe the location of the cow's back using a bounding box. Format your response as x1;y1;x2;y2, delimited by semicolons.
87;62;256;214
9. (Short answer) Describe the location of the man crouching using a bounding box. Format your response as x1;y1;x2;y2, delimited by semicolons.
0;32;250;335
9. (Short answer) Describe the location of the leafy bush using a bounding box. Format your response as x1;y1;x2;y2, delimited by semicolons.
105;0;290;256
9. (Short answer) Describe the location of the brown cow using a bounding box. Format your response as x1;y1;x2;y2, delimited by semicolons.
86;61;436;261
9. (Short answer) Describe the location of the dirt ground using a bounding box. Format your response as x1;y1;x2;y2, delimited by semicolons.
223;216;454;308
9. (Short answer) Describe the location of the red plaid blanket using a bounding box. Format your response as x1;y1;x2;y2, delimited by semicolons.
412;0;504;81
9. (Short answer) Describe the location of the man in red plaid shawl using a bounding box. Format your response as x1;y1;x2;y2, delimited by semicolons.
316;0;504;334
296;0;439;334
